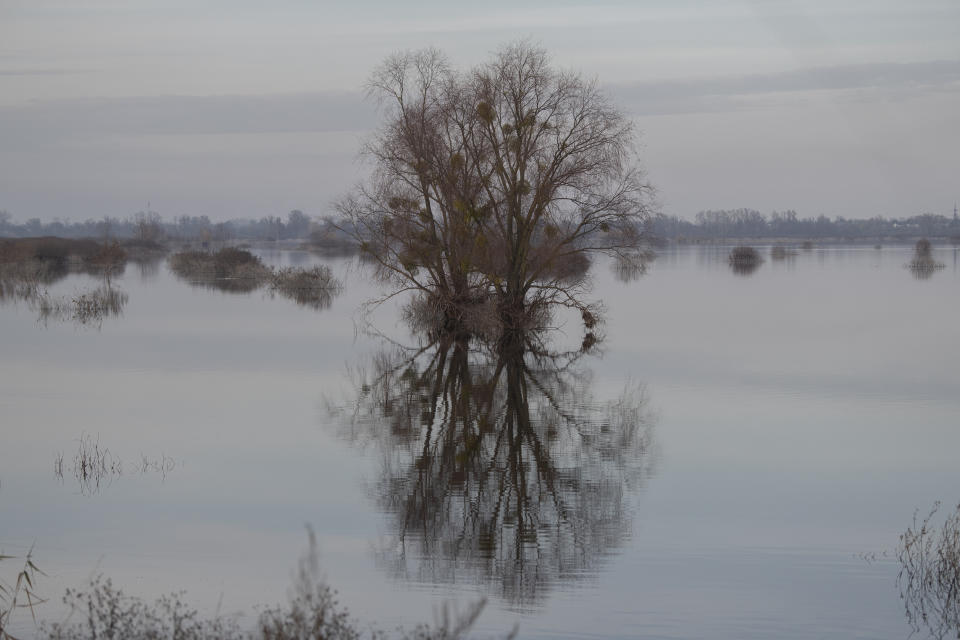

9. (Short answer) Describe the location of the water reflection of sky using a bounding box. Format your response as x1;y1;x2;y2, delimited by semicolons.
1;245;959;638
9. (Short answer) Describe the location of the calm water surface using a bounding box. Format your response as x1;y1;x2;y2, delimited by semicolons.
2;244;959;638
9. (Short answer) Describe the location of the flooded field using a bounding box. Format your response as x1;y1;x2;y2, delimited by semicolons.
2;244;959;638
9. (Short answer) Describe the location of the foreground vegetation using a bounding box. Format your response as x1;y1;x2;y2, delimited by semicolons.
898;502;960;639
2;532;513;640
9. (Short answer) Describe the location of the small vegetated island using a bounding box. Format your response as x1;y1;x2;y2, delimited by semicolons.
338;42;654;342
168;247;341;310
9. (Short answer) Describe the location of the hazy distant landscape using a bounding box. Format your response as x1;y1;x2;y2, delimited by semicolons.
3;2;960;639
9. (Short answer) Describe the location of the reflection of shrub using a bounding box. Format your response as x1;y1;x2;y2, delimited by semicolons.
770;246;797;260
898;502;960;639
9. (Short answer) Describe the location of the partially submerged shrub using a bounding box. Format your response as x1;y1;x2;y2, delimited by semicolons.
898;502;960;639
770;246;797;260
84;241;127;275
168;248;272;292
169;249;344;308
800;240;814;251
907;238;944;279
269;266;341;310
728;246;762;275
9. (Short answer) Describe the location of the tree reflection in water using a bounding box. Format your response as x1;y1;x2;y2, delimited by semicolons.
334;332;657;608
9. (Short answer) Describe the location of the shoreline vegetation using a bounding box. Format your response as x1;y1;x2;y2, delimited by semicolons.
0;237;130;326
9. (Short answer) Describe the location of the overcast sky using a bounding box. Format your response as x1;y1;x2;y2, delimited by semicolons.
1;0;958;222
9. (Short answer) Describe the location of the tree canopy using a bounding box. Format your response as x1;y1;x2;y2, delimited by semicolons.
338;42;654;339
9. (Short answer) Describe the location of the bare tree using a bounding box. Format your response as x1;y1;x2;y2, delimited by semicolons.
338;42;654;336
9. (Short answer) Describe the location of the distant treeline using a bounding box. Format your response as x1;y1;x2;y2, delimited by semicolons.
0;209;318;243
3;207;959;245
648;209;960;242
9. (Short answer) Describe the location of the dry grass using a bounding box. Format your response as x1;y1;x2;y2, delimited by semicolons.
36;286;128;327
54;434;176;496
0;546;46;640
898;502;960;639
38;529;512;640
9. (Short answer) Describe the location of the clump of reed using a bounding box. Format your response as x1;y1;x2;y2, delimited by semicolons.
54;434;176;495
36;285;128;327
898;502;960;639
268;266;341;310
58;433;122;496
0;545;45;640
770;245;797;260
907;238;945;279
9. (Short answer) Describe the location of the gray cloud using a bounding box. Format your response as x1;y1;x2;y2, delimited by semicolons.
0;92;377;147
0;68;92;76
611;60;960;115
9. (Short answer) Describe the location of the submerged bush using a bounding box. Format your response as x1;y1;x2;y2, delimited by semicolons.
269;266;341;310
168;249;273;292
169;248;343;308
770;246;796;260
907;238;944;279
728;246;762;275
